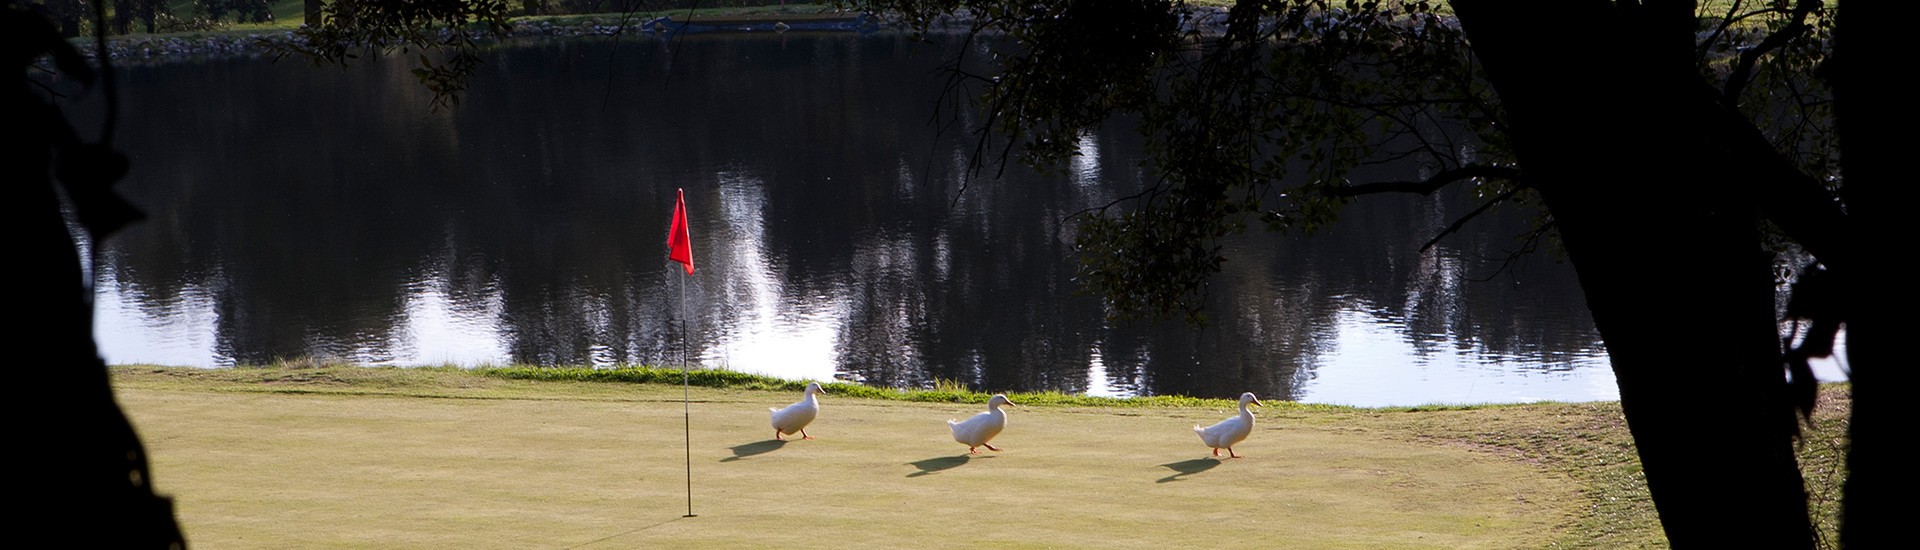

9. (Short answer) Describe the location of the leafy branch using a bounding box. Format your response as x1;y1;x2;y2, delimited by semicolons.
273;0;514;111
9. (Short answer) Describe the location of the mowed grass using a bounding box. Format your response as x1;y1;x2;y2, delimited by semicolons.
111;366;1680;548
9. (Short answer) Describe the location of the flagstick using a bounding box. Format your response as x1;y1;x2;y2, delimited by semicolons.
667;187;696;518
681;269;695;518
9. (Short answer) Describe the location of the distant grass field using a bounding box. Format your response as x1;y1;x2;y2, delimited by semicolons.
110;365;1847;548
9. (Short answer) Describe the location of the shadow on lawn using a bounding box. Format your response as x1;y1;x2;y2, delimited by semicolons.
1156;458;1222;483
720;439;789;462
906;454;983;477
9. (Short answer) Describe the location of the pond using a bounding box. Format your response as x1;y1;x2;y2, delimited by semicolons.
84;31;1637;406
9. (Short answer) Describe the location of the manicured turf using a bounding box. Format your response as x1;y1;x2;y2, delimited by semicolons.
113;366;1587;548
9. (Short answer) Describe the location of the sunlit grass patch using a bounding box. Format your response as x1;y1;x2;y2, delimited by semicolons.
114;364;1586;548
108;365;1850;548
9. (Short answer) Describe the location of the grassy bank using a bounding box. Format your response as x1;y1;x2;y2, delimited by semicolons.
474;365;1357;410
109;365;1848;548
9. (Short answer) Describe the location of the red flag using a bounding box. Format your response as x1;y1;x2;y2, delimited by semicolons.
667;188;694;274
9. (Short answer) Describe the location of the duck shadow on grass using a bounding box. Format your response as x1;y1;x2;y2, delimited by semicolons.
906;454;986;477
1156;458;1222;483
719;439;788;462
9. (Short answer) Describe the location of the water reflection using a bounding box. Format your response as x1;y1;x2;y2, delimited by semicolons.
89;33;1624;405
704;170;844;381
395;270;509;365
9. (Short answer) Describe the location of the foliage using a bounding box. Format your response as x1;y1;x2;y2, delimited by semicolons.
860;1;1512;322
34;0;88;36
856;0;1834;325
277;0;514;110
1699;0;1836;186
200;0;276;23
111;0;177;33
270;0;815;109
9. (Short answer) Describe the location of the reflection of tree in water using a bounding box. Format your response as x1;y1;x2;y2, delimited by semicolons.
96;34;1604;399
834;237;933;388
106;56;449;364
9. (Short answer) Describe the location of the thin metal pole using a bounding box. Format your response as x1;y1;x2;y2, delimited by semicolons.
681;271;694;517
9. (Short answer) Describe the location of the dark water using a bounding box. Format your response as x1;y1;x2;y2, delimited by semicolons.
84;32;1645;405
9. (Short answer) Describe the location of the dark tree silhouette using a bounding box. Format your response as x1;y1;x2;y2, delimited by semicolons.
110;0;174;34
1450;2;1825;544
10;1;185;546
14;0;498;540
39;0;83;36
1826;3;1902;546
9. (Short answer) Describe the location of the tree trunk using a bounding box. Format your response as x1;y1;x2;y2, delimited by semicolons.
112;1;132;35
306;0;324;27
1833;3;1906;546
50;0;84;37
10;22;186;546
1452;1;1814;546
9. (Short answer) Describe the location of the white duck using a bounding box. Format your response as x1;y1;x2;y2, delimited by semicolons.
949;394;1014;453
1195;392;1261;458
770;382;826;441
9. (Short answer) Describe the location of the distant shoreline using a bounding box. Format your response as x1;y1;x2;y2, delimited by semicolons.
71;22;839;65
60;6;1241;64
67;8;896;65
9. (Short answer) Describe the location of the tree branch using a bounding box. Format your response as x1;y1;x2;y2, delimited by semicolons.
1420;187;1521;253
1693;81;1851;270
1321;164;1521;197
1696;0;1747;62
1467;218;1556;284
1722;0;1821;102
